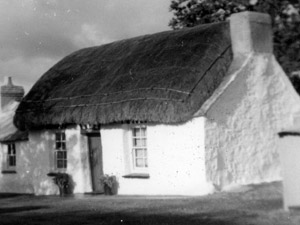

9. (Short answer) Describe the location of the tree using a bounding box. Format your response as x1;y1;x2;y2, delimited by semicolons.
169;0;300;78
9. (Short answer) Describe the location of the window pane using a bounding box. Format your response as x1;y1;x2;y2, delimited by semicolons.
57;151;64;159
55;133;60;141
133;138;141;147
135;149;145;157
134;138;147;147
141;138;146;147
61;142;66;150
141;128;146;136
133;128;140;137
63;160;67;168
133;138;137;147
57;160;63;168
63;151;67;158
61;132;66;141
8;144;16;155
135;158;145;167
9;156;16;166
56;142;61;149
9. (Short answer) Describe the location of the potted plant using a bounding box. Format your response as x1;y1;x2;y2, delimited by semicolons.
47;172;71;196
100;174;117;195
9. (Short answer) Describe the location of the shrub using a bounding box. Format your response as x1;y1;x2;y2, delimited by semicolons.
100;174;117;195
47;172;72;196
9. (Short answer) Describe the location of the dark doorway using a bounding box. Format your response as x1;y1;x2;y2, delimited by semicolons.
87;133;104;193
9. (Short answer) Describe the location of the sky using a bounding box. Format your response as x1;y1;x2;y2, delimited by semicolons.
0;0;172;92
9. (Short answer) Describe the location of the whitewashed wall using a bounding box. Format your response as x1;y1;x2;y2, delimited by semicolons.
278;134;300;210
64;126;92;193
0;131;56;194
101;117;213;195
204;54;300;189
0;126;92;195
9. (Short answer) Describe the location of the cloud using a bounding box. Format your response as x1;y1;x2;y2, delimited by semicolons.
0;0;172;91
73;23;115;48
0;56;59;92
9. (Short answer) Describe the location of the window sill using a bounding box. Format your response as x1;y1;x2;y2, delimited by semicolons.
2;170;17;174
122;173;150;179
47;171;67;177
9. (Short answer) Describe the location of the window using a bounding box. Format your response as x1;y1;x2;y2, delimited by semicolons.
7;143;16;168
55;131;67;169
2;143;16;173
2;143;17;173
132;126;148;170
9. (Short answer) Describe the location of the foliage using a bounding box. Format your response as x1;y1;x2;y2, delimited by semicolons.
53;173;69;187
100;174;117;195
100;174;115;188
47;172;71;196
169;0;300;77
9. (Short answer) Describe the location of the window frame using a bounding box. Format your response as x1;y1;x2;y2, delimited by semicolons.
131;126;148;172
7;143;16;168
7;143;16;170
54;131;67;170
1;142;17;173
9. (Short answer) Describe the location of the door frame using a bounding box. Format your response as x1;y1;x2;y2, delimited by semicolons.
86;132;104;193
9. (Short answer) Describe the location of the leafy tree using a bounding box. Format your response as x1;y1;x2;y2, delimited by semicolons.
169;0;300;78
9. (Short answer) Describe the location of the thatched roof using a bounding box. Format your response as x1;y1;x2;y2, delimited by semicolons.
14;22;232;130
0;101;28;142
0;130;28;143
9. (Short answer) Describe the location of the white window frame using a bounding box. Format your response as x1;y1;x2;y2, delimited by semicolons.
55;131;67;170
131;126;148;173
6;143;16;171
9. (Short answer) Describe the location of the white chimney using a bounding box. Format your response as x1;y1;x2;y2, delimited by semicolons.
3;76;13;86
230;11;272;58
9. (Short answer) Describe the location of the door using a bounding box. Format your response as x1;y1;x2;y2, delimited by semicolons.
88;133;104;193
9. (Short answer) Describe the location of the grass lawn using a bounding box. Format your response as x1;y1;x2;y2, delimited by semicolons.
0;181;299;225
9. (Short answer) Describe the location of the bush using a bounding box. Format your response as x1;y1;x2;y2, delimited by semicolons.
100;174;118;195
47;172;73;196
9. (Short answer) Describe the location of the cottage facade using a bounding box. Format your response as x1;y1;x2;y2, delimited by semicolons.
0;77;30;193
3;11;300;195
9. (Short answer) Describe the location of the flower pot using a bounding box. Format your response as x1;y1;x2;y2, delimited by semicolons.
104;184;113;195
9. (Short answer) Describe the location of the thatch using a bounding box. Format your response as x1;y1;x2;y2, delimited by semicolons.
0;102;19;139
0;101;28;142
14;22;232;130
0;130;28;143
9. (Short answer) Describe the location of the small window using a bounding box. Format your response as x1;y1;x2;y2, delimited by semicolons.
55;131;67;169
2;143;17;173
132;126;148;169
7;143;16;168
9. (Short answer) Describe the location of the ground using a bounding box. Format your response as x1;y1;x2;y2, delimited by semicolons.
0;182;299;225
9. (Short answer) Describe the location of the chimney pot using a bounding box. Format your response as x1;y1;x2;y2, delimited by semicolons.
4;76;13;86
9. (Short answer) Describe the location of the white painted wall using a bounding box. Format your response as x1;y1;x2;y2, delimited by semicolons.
0;131;57;194
0;126;92;195
278;134;300;210
64;126;92;193
101;118;214;195
204;54;300;189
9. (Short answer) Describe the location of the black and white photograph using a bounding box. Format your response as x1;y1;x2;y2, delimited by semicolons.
1;0;300;224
